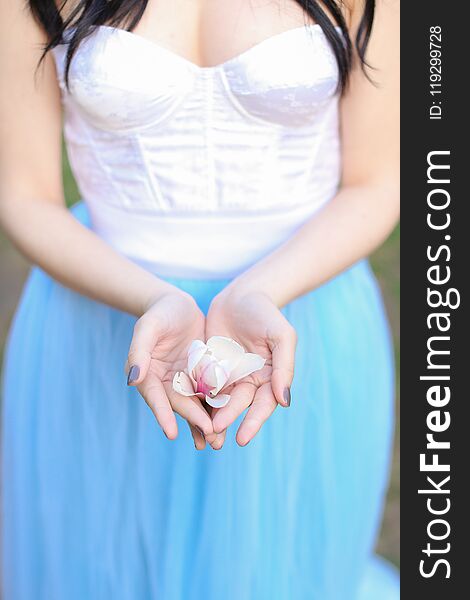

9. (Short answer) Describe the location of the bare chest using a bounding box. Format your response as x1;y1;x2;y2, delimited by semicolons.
131;0;313;68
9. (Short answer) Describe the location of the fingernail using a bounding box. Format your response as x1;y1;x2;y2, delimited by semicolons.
127;365;140;385
283;387;291;407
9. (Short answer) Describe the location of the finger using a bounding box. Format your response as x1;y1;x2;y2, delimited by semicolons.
166;383;217;444
269;324;297;407
208;407;227;450
189;424;206;451
210;429;226;451
236;383;277;447
212;382;257;434
139;378;178;440
126;314;161;386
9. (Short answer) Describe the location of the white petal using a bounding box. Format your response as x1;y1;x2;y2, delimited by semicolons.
193;353;215;382
172;371;196;396
211;363;231;395
218;359;237;376
187;340;208;374
205;393;231;408
225;353;266;386
199;361;230;396
206;336;245;366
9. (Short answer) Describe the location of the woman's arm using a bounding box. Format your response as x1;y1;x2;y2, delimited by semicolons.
219;0;400;307
0;0;218;447
206;0;400;444
0;0;174;317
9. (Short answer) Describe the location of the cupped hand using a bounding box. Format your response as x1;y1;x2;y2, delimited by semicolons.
125;290;222;450
205;289;297;446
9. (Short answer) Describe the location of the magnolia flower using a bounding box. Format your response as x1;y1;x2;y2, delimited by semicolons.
172;336;266;408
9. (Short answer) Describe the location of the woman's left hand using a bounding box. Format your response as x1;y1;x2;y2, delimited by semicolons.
205;289;297;446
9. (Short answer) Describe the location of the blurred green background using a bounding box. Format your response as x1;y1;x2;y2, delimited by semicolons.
0;149;400;567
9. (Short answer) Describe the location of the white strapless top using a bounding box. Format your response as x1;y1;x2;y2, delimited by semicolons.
53;24;341;278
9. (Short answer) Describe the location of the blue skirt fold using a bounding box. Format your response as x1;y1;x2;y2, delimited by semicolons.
2;204;399;599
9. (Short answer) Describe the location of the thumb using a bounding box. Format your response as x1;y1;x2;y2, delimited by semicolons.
269;323;297;407
125;315;160;386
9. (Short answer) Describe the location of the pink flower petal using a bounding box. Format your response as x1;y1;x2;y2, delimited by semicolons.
195;361;228;394
196;356;219;388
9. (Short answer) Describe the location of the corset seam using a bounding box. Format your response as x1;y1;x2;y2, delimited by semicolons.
218;68;284;129
289;100;340;199
134;135;172;211
80;194;332;220
65;117;132;210
202;73;217;209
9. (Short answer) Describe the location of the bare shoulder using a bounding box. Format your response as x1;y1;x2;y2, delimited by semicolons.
0;0;47;63
0;0;61;118
346;0;400;35
0;0;63;206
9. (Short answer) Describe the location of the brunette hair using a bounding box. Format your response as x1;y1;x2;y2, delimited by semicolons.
29;0;375;93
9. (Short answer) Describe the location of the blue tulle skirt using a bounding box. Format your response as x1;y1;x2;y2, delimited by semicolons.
2;204;398;599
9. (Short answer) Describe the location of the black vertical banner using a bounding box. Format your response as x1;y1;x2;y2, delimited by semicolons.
401;3;468;599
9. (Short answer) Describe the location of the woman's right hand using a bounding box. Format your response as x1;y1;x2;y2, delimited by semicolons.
125;290;219;450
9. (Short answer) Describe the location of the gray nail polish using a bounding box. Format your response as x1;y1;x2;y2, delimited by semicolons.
283;387;291;407
127;365;140;385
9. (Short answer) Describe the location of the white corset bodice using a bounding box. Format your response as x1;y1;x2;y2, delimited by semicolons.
53;24;341;277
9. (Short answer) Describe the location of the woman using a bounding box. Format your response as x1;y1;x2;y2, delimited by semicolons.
0;0;399;598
